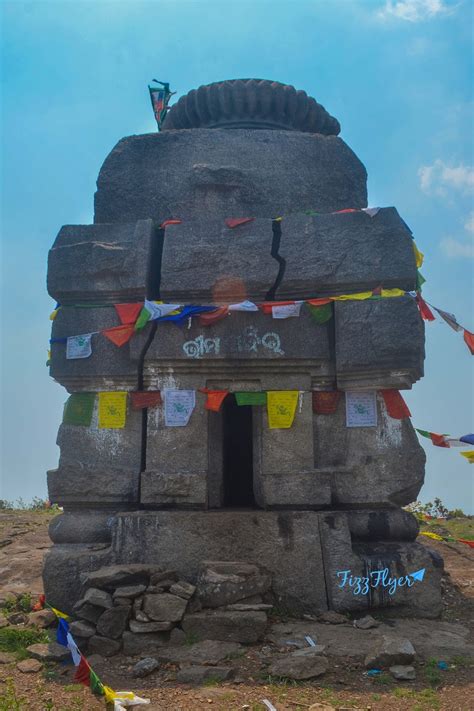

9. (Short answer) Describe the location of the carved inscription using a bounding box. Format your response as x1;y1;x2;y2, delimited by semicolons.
183;326;284;359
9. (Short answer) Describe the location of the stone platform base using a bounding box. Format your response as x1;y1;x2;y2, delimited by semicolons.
43;510;443;618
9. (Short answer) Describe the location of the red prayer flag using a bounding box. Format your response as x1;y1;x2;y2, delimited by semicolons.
102;324;135;347
130;391;162;410
458;538;474;549
463;329;474;355
415;293;435;321
312;391;341;415
380;390;411;419
161;219;182;228
114;303;142;325
74;657;91;686
431;433;450;448
259;300;296;314
333;208;359;214
225;217;255;229
199;388;229;412
199;306;229;326
306;298;332;307
32;594;45;612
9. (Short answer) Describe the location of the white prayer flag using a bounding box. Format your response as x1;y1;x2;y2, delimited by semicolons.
66;633;81;666
228;300;259;312
163;389;196;426
434;307;463;333
66;334;92;359
361;207;381;217
144;300;181;320
345;391;377;427
271;302;303;319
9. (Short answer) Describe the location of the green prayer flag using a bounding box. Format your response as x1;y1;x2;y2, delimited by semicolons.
89;669;105;696
416;270;426;291
134;306;152;332
235;392;267;406
306;302;333;324
63;393;96;426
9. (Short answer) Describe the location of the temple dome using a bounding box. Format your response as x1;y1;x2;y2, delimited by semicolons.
161;78;340;135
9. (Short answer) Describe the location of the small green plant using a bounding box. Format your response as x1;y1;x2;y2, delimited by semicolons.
371;693;381;701
451;654;472;667
16;593;32;613
63;684;84;692
0;678;26;711
202;676;221;687
0;627;49;660
425;658;442;687
373;672;391;685
1;595;18;614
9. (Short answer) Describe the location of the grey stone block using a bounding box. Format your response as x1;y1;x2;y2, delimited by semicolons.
83;588;113;609
96;606;130;639
73;602;104;625
129;620;173;633
94;130;367;224
277;209;416;299
132;657;160;678
155;640;242;665
122;631;169;655
112;585;146;599
160;219;278;302
334;296;424;389
83;564;163;590
169;581;196;600
47;220;153;303
365;636;416;668
49;512;113;544
69;620;96;639
182;610;267;644
140;471;207;507
197;561;271;608
268;649;328;680
88;635;122;657
176;665;235;683
143;593;188;622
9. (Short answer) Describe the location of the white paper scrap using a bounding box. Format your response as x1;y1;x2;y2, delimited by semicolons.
345;391;377;428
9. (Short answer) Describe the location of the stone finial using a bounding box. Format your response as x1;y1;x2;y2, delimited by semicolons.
161;78;340;134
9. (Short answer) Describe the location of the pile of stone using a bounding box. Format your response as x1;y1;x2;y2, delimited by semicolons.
70;561;273;657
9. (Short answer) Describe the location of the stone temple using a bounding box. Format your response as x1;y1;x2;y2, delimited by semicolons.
45;79;442;618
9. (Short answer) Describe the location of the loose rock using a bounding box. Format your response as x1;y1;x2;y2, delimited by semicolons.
27;609;56;628
132;657;160;678
365;636;416;668
0;652;15;664
88;635;122;657
390;664;416;680
26;642;71;663
197;561;271;608
73;601;104;624
176;665;235;683
169;581;196;600
69;620;96;639
143;593;188;622
83;564;164;590
7;612;29;625
96;606;130;639
129;620;173;633
354;615;379;630
17;659;43;673
113;585;147;599
156;639;242;665
83;588;113;610
269;649;328;680
317;611;348;625
122;631;169;655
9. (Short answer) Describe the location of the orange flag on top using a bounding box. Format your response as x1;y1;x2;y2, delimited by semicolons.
199;388;229;412
380;390;411;419
114;303;142;325
463;329;474;355
102;324;135;347
225;217;255;229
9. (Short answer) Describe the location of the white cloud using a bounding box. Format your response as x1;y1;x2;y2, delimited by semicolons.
464;211;474;233
440;235;474;258
377;0;455;22
418;159;474;197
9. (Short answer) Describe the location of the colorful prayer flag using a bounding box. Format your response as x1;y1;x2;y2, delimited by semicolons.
225;217;255;228
419;531;443;541
380;288;406;298
312;391;341;415
74;656;91;686
199;306;229;326
63;393;95;426
380;390;411;419
199;388;229;412
463;329;474;355
260;300;299;315
102;324;135;347
332;291;373;301
114;303;142;325
433;307;462;332
228;300;259;311
306;297;332;307
413;242;424;268
415;429;450;448
161;219;182;228
145;300;182;320
66;633;82;666
361;207;381;217
235;392;267;406
415;294;435;321
163;389;195;426
66;334;93;359
98;392;127;429
460;451;474;464
149;81;174;130
306;302;333;324
56;618;69;646
272;302;303;319
333;208;358;214
267;391;299;429
458;538;474;547
460;434;474;445
130;391;162;410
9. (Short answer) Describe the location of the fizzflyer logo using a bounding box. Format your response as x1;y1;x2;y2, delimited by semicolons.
336;567;425;596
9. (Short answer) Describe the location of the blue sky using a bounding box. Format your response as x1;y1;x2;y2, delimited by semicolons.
1;0;473;512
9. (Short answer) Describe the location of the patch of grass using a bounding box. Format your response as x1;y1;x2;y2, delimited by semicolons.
0;626;49;660
373;672;391;685
371;693;382;701
0;678;27;711
451;654;472;668
1;593;32;616
63;684;84;693
424;658;442;687
390;687;440;710
393;687;413;698
202;676;221;687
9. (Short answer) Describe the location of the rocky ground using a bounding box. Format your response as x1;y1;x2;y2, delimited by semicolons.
0;510;473;710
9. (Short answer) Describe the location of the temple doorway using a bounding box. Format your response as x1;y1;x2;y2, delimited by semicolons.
222;395;255;507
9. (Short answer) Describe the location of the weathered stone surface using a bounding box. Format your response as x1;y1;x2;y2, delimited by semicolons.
83;588;113;609
317;611;348;625
122;631;169;655
161;219;278;302
0;618;9;629
83;564;162;590
7;612;28;625
47;220;154;303
74;602;104;624
365;636;416;669
113;585;147;599
169;628;187;646
390;665;416;680
197;561;271;608
143;593;188;622
17;659;43;673
225;604;273;612
354;615;379;630
114;597;132;607
156;640;242;665
334;296;424;390
176;665;235;684
387;619;474;659
140;471;207;507
277;209;416;299
169;581;196;600
88;635;121;657
26;642;70;663
27;610;56;628
268;649;328;680
69;620;96;638
96;606;130;639
150;571;179;586
95;130;367;225
182;610;267;644
132;657;160;678
0;652;15;664
129;620;173;633
49;512;113;544
134;611;149;623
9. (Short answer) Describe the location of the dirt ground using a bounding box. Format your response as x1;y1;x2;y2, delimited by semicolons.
0;510;473;711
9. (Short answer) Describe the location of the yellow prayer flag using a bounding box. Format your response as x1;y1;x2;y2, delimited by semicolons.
419;531;444;541
460;450;474;463
267;391;299;429
331;291;373;301
98;392;127;429
381;288;405;298
49;308;59;321
50;606;71;620
413;241;424;268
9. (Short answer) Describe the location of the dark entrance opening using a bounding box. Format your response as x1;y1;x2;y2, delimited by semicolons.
222;395;255;507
